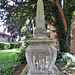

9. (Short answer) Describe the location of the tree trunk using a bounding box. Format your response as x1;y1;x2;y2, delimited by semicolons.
56;0;67;33
57;29;69;52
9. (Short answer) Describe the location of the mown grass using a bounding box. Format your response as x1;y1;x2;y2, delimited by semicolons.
0;49;21;75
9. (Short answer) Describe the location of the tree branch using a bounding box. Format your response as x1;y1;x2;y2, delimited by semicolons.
45;19;56;25
11;0;35;16
46;14;56;21
56;0;67;32
48;0;67;32
48;0;56;4
10;0;56;26
8;10;32;14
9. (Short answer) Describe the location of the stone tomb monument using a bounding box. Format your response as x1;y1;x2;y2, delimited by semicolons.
21;0;60;75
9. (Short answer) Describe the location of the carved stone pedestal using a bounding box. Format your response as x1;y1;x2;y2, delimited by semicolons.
22;0;60;75
25;38;59;75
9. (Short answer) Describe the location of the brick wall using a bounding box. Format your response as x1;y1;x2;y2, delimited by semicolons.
50;26;75;53
70;28;75;53
50;25;58;46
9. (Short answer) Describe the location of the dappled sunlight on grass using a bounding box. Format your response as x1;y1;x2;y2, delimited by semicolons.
0;49;20;63
0;49;20;52
0;49;21;75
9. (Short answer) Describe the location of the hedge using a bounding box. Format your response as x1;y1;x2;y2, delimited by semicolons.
0;42;21;50
10;43;21;49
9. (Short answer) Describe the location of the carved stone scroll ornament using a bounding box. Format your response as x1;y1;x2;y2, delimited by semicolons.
26;44;59;75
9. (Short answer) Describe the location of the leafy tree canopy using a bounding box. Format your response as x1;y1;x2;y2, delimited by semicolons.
0;0;75;52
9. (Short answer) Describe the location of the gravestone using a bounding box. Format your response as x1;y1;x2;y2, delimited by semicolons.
22;0;60;75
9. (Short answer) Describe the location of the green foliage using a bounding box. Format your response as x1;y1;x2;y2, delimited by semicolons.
0;0;75;52
25;33;32;40
56;52;75;75
19;47;27;64
57;51;65;59
10;43;21;49
63;0;75;52
67;59;75;67
0;50;21;75
0;42;21;50
0;42;10;50
55;46;59;49
60;70;69;75
21;25;32;40
56;52;75;67
21;26;27;33
71;11;75;28
19;42;29;64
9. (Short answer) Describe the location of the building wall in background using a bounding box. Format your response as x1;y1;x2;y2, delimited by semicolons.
0;35;8;42
70;28;75;53
50;25;58;46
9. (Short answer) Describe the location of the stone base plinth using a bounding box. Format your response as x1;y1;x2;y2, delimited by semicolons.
27;72;55;75
21;64;60;75
27;72;49;75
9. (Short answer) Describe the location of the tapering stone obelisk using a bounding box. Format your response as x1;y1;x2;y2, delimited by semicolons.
25;0;60;75
34;0;46;36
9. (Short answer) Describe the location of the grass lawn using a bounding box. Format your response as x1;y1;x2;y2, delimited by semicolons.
0;48;75;75
0;49;21;75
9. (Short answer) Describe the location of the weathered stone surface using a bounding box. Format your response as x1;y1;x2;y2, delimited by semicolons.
36;0;45;30
34;0;46;37
26;45;59;75
21;62;60;75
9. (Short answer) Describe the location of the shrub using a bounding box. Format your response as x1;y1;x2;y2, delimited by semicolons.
4;43;10;49
56;52;75;67
19;42;28;64
0;42;10;50
67;58;75;67
19;47;27;64
0;42;21;50
10;43;21;49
